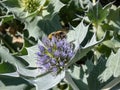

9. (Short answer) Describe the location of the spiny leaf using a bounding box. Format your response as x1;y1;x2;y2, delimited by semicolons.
73;21;89;49
49;0;65;14
25;71;65;90
0;81;27;90
101;76;120;90
1;0;20;8
1;0;27;19
0;46;41;77
66;65;89;90
0;46;18;65
99;49;120;82
24;16;44;40
20;45;39;68
38;14;62;35
87;56;106;90
67;21;89;50
16;63;42;78
65;71;79;90
87;1;111;26
24;14;62;40
0;77;29;90
1;72;19;77
20;40;44;67
1;0;47;20
67;32;106;67
103;37;120;49
107;5;120;33
0;45;65;90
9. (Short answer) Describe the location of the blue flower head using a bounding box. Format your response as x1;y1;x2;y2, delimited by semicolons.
37;36;74;74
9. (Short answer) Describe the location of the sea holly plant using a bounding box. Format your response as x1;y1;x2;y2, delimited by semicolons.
0;0;120;90
0;20;106;90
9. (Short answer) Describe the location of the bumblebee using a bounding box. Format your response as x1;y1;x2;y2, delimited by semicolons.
48;30;68;40
48;29;75;51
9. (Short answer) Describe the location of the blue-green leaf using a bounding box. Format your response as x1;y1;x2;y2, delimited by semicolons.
67;32;106;67
0;46;18;65
101;76;120;90
1;0;27;19
66;65;89;90
38;14;62;35
65;71;79;90
0;45;65;90
24;16;45;40
87;1;111;26
1;0;20;8
16;65;41;78
99;49;120;82
24;14;62;40
103;37;120;49
73;21;89;49
49;0;65;14
107;5;120;34
67;21;89;53
0;81;27;90
1;72;19;77
20;44;39;67
87;56;106;90
26;71;65;90
20;39;46;67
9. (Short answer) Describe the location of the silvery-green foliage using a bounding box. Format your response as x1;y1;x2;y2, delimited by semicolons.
0;0;120;90
0;20;106;90
0;80;27;90
99;49;120;82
